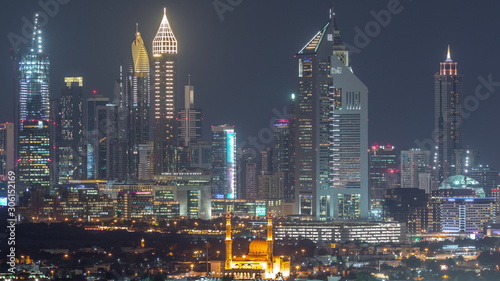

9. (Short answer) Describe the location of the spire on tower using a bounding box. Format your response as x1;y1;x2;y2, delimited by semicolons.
446;45;452;62
153;8;178;55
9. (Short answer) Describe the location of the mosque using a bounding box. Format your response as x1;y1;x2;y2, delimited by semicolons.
224;213;290;279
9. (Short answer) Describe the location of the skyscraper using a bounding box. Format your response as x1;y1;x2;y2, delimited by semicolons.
433;46;463;187
272;119;292;200
127;26;151;179
211;125;236;199
178;78;202;147
52;77;84;183
293;7;368;219
17;14;52;194
86;94;109;179
401;149;431;190
152;8;178;174
368;144;397;220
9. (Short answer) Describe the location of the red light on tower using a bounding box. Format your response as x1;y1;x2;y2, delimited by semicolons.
92;90;97;94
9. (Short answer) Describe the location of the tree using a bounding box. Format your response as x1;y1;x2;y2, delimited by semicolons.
403;256;422;268
355;272;376;281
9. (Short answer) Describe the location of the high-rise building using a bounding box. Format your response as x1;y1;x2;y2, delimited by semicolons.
86;94;109;179
469;165;499;189
401;149;431;189
52;77;84;184
17;14;52;195
138;142;154;180
127;26;151;179
211;125;236;199
152;8;178;174
239;148;258;200
433;46;463;187
293;7;368;219
272;119;292;200
368;144;397;220
178;78;202;147
454;148;479;176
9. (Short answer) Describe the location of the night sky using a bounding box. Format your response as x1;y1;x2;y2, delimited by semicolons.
1;0;499;169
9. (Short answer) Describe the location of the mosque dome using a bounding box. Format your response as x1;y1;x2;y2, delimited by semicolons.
439;175;485;197
248;239;267;256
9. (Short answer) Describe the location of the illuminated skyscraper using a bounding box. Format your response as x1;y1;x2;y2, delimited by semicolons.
433;46;463;187
178;78;202;147
52;77;84;183
211;125;236;199
152;8;178;174
17;14;52;194
86;94;109;179
369;144;397;220
294;7;368;219
401;149;431;190
127;26;151;179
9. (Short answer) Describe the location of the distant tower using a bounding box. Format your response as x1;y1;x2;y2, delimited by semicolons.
86;94;109;179
434;45;463;187
211;125;237;199
225;212;233;270
128;25;151;179
152;8;178;174
401;149;431;190
178;77;202;147
368;144;397;220
17;14;52;194
53;77;84;183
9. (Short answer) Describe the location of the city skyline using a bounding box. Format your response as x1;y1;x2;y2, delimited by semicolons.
1;0;499;171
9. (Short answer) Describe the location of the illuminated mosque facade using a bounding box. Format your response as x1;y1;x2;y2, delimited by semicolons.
224;213;290;279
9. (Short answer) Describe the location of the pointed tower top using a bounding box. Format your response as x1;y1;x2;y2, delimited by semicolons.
153;8;178;55
132;27;150;75
136;23;139;34
31;13;44;53
445;45;452;62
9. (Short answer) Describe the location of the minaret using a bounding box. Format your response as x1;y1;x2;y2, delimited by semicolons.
434;45;463;187
266;212;274;277
225;212;233;270
152;8;178;174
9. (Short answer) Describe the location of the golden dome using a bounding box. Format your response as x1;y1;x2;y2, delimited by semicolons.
248;239;267;256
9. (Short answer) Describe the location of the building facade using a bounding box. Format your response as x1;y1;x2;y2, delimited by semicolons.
211;125;237;199
17;14;52;194
152;8;178;174
294;7;368;219
434;46;463;187
127;27;151;179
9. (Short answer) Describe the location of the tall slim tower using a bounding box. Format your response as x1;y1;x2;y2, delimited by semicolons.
294;7;368;219
17;14;52;195
128;26;151;179
433;46;463;187
178;78;202;147
53;77;84;183
152;8;178;174
211;125;237;199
